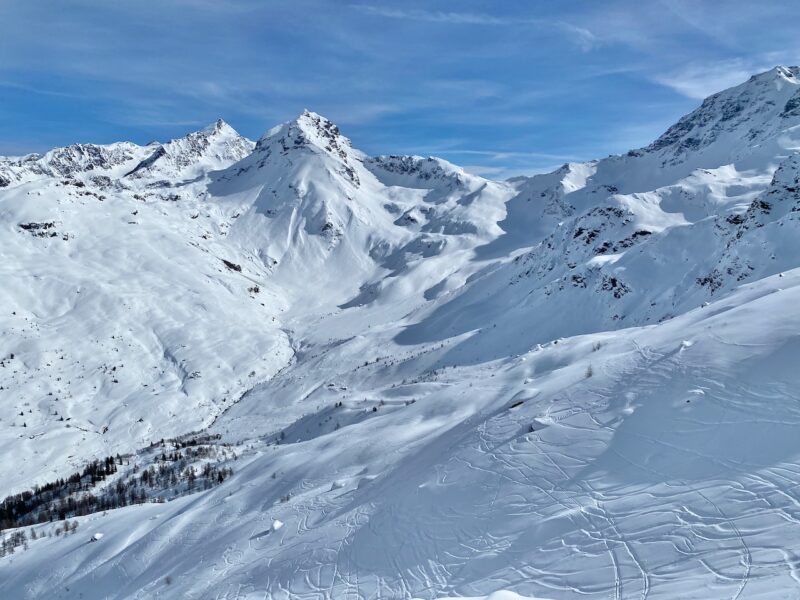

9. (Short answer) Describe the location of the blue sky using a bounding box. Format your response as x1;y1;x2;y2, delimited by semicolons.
1;1;799;177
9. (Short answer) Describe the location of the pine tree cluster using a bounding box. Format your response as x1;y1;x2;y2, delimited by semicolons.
1;436;234;533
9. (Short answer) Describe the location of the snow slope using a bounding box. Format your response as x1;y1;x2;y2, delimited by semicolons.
3;67;800;599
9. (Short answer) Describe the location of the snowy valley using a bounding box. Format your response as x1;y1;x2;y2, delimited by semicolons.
2;66;800;599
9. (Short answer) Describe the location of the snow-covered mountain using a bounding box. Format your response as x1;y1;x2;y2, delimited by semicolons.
3;67;800;599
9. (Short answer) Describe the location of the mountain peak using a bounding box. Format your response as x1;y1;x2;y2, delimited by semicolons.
752;65;800;83
200;118;236;137
295;110;351;152
642;65;800;164
260;110;348;147
255;110;357;170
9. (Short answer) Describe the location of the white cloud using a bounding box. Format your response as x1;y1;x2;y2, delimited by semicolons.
350;5;526;26
461;164;506;176
556;22;603;52
349;5;602;51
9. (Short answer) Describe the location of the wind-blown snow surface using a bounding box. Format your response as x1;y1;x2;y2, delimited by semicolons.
3;68;800;598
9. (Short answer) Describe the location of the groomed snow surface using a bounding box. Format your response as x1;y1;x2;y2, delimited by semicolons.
3;67;800;598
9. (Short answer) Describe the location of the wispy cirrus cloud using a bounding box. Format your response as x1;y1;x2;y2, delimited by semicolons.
350;5;522;26
0;80;90;100
349;4;603;51
460;165;506;176
557;23;603;52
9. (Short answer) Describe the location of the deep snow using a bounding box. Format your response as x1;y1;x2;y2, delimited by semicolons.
3;68;800;599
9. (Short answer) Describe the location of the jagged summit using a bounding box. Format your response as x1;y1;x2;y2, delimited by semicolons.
294;109;352;151
239;110;363;189
201;118;235;135
256;110;356;162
